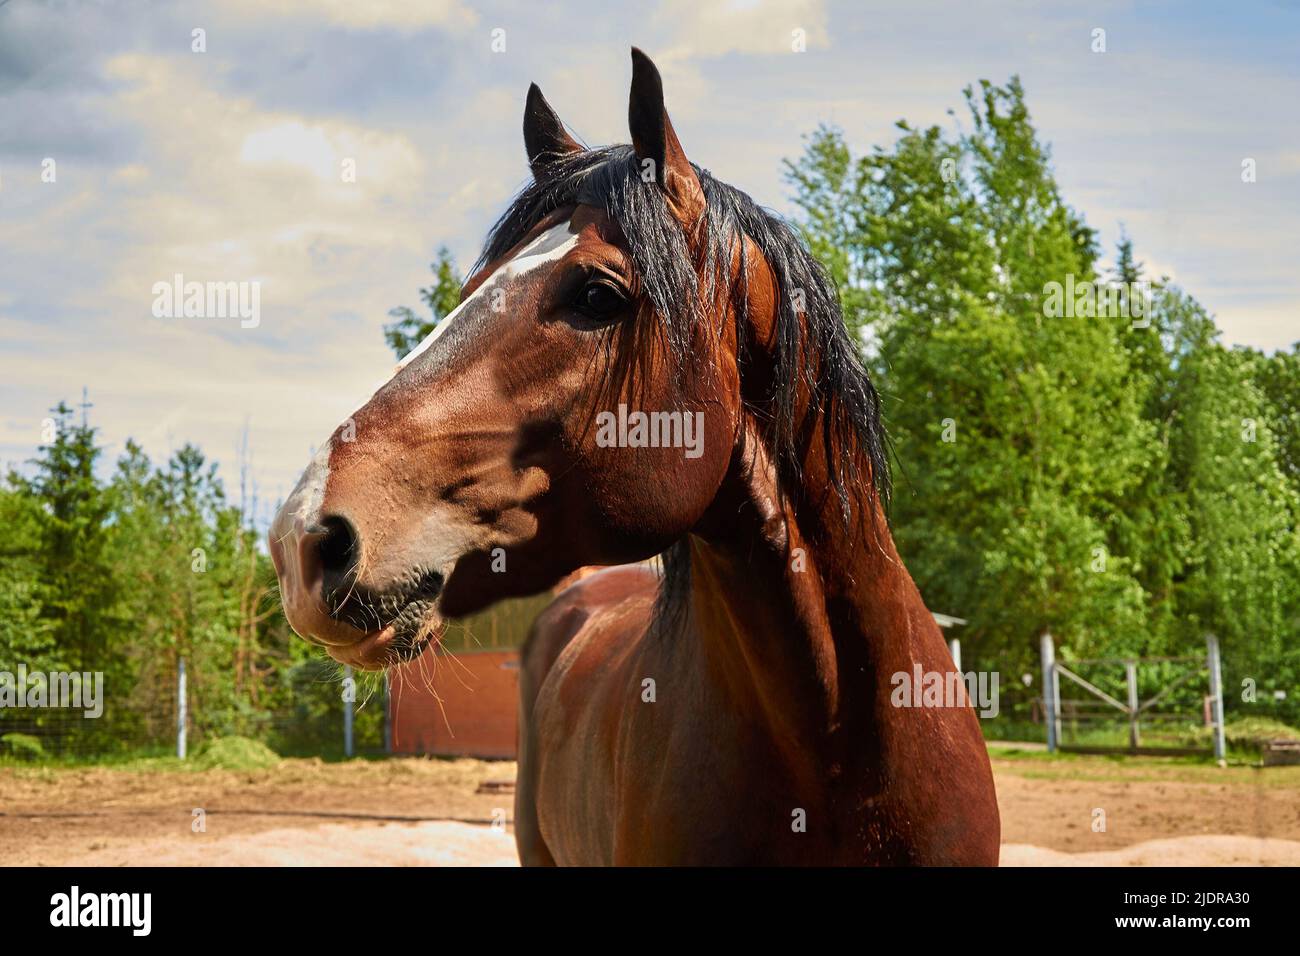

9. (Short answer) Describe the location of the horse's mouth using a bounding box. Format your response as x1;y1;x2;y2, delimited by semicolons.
324;613;444;671
322;570;447;670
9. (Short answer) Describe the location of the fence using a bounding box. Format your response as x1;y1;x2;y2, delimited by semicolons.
1;590;557;763
0;655;389;761
1039;632;1226;759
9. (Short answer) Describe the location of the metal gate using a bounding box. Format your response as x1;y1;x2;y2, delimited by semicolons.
1039;633;1226;759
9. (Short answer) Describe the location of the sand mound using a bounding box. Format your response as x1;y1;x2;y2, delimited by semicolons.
1001;834;1300;866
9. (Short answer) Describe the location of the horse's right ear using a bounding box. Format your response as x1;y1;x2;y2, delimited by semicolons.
523;83;582;176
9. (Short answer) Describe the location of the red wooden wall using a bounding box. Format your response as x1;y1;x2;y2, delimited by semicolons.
388;648;520;759
385;569;619;759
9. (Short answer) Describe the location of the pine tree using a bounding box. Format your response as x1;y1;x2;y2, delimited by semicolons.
23;401;120;669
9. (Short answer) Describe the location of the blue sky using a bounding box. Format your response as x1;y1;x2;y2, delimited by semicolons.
2;0;1297;521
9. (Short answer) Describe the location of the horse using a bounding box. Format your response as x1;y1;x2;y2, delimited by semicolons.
269;48;1000;866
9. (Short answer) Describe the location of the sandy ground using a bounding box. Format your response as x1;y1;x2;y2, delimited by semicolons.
3;750;1299;866
1001;836;1300;866
16;820;523;867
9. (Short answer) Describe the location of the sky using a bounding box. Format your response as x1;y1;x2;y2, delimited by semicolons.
2;0;1298;524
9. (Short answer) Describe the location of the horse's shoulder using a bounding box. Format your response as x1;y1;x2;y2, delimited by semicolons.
523;563;659;674
555;563;660;606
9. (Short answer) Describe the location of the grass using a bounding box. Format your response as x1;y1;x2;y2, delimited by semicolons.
188;736;281;770
0;743;466;775
989;744;1300;788
0;736;340;772
988;713;1300;757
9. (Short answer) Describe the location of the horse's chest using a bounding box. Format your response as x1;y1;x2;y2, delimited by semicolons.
535;631;825;864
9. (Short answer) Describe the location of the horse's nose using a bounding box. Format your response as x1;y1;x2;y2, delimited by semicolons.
315;514;360;609
270;509;367;646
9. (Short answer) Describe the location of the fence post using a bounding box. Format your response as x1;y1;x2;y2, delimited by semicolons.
948;638;961;673
343;665;355;758
176;657;187;760
1125;660;1140;752
1040;632;1058;753
1206;634;1226;764
382;671;392;755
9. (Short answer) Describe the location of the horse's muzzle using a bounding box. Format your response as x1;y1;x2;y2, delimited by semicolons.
269;507;444;670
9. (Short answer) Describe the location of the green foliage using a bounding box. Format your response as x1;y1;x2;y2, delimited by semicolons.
1250;343;1300;487
383;247;462;359
1;732;45;760
783;125;874;335
270;654;384;757
1223;716;1300;748
784;77;1300;715
0;405;344;756
13;402;121;672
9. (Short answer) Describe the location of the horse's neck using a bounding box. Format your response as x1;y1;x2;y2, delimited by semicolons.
687;424;948;764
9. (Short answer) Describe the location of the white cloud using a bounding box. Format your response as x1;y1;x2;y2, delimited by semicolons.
86;55;430;309
1;51;451;505
223;0;478;32
239;120;421;186
654;0;829;60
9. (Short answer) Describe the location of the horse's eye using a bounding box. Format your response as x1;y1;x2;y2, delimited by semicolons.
575;280;626;321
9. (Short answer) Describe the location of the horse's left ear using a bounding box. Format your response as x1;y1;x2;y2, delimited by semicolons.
524;83;582;176
627;48;705;227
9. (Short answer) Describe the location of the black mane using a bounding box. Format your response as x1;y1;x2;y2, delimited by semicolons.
477;146;890;612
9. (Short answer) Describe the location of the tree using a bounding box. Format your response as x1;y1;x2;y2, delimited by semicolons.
22;401;121;670
1165;320;1299;662
0;479;55;670
783;125;874;337
383;247;462;359
1250;343;1300;490
783;76;1300;721
2;396;379;755
859;80;1151;671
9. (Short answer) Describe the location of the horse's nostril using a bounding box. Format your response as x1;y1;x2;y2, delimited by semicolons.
413;568;445;601
316;515;360;598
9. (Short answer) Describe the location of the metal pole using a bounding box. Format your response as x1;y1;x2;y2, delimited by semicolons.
1206;634;1226;763
343;665;354;758
1052;649;1062;747
948;638;961;673
176;657;187;760
382;671;392;755
1040;632;1057;753
1125;660;1140;752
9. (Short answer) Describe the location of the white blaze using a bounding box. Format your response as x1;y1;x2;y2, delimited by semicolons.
394;219;579;374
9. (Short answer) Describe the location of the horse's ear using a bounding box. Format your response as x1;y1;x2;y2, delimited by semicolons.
627;48;705;227
524;83;582;176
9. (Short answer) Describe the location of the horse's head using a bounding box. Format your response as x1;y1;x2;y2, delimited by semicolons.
271;50;757;669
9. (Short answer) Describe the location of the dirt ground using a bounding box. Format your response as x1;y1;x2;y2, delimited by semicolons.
3;749;1299;866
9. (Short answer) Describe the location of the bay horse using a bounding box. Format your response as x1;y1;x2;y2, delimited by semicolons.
269;49;999;866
